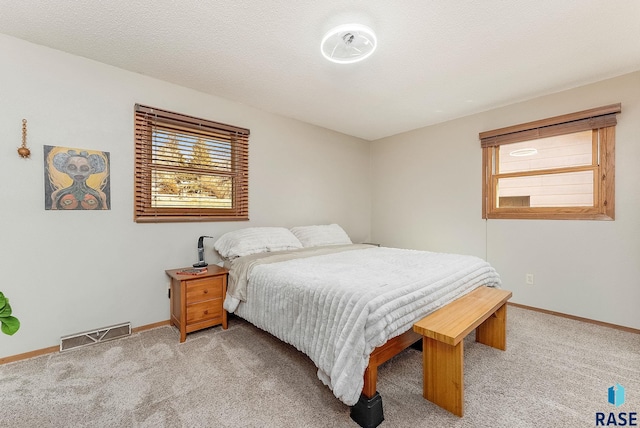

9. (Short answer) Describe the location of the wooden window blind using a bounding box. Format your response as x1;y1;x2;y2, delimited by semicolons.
134;104;249;223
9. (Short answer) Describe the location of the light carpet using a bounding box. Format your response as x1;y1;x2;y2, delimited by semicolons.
0;306;638;427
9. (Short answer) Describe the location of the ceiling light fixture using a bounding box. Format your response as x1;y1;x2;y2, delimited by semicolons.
321;24;377;64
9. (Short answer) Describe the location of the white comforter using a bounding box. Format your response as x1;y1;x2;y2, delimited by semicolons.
225;245;501;406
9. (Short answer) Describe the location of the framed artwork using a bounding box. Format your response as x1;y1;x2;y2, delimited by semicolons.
44;145;111;210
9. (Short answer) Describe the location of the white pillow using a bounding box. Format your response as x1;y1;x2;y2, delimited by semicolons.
290;224;352;248
214;227;303;259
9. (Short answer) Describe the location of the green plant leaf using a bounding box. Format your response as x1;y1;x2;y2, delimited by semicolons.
0;301;11;317
0;292;20;336
1;316;20;335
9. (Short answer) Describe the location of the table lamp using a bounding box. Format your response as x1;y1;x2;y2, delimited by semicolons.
193;235;214;267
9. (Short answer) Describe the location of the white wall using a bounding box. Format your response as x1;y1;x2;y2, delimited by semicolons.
0;34;371;358
371;71;640;330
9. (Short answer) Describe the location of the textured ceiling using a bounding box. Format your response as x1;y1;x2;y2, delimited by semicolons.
1;1;639;140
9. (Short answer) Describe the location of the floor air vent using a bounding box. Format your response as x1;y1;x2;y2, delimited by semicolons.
60;322;131;351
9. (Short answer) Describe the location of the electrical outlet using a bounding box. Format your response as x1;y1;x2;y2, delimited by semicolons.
526;273;534;285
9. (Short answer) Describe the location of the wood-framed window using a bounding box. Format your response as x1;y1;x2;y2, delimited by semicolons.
480;103;621;220
134;104;249;223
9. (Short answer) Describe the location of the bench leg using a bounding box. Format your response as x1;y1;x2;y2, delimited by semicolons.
423;337;464;417
475;303;507;351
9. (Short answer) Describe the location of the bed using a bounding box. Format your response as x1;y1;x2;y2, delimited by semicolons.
214;225;501;426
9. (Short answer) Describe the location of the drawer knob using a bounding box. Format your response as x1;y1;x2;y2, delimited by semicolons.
203;290;208;294
204;310;209;315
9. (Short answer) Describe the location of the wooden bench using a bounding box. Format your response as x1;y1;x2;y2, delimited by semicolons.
412;286;512;417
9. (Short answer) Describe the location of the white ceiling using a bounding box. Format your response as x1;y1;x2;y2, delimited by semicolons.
1;1;639;141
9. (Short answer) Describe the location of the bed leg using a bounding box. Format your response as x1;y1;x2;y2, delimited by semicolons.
350;392;384;428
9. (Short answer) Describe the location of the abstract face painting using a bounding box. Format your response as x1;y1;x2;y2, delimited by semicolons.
44;145;111;210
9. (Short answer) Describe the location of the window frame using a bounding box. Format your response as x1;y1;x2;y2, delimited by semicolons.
480;103;621;220
134;104;249;223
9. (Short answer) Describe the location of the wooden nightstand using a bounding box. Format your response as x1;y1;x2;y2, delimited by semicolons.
166;265;228;342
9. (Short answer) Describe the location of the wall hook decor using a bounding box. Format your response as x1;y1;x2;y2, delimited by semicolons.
18;119;31;159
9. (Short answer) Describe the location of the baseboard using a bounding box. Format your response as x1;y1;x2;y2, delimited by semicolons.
132;320;171;333
2;307;636;365
508;302;640;335
0;345;60;365
0;320;171;365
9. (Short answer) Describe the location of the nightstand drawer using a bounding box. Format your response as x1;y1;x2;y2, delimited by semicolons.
186;299;223;324
186;277;223;302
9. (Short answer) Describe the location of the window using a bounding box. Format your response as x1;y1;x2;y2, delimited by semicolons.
480;103;620;220
134;104;249;222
